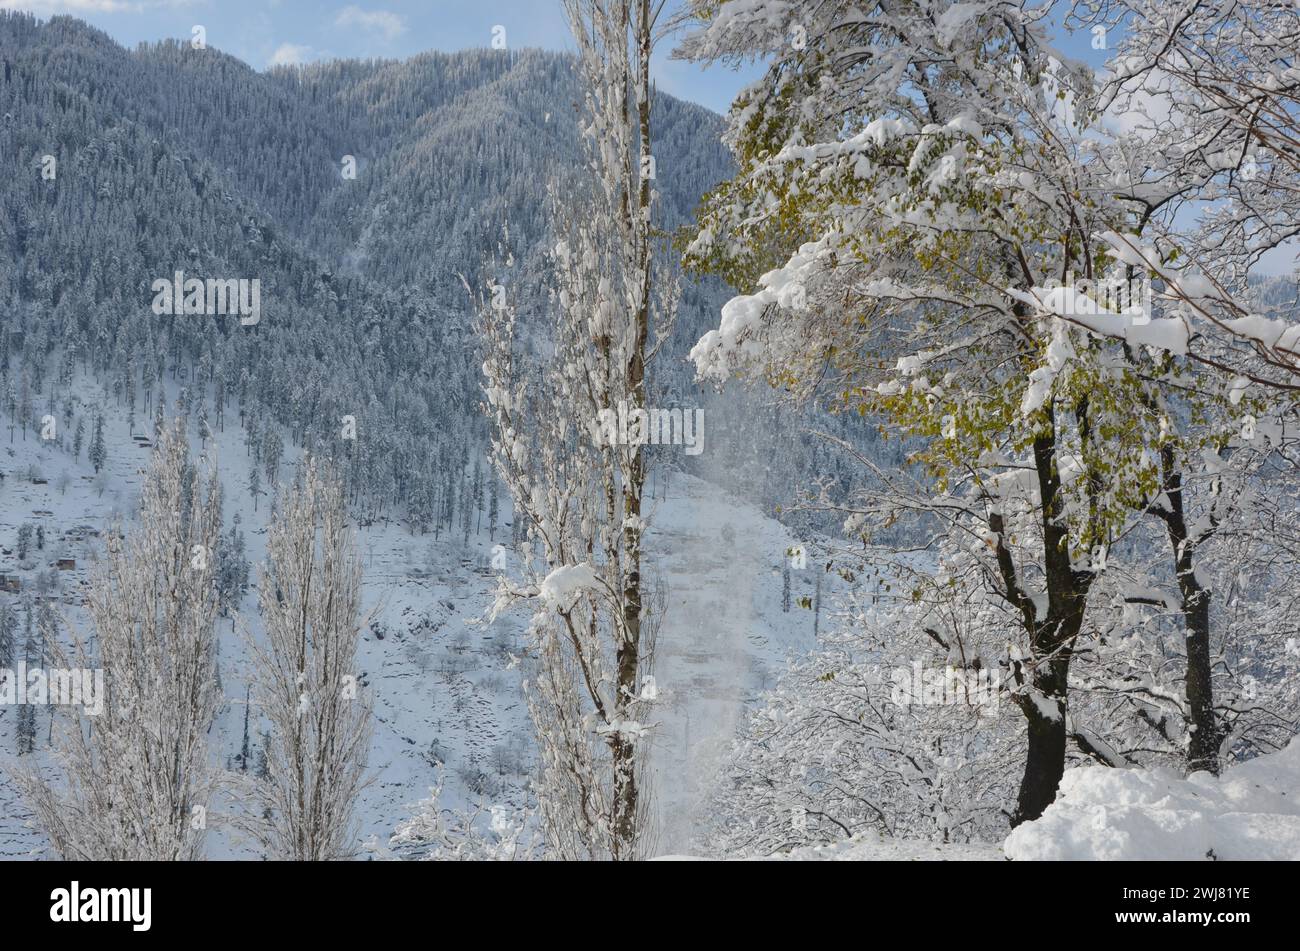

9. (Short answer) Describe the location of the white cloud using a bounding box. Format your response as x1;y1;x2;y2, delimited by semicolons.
268;42;314;67
333;5;405;42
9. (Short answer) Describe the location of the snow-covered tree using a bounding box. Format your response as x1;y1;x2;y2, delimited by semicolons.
673;0;1172;824
0;599;15;669
248;457;371;861
391;776;536;861
10;420;223;860
88;413;106;474
215;513;250;619
1053;0;1300;390
477;0;678;858
708;586;1020;854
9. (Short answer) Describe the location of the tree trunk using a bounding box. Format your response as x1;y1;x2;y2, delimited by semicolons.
1014;656;1071;824
1156;449;1221;774
608;0;653;859
1002;419;1096;827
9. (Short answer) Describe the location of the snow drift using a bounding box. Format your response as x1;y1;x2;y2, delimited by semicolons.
1004;739;1300;860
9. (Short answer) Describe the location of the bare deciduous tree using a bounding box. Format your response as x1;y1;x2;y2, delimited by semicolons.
475;0;676;859
9;420;222;860
249;456;372;861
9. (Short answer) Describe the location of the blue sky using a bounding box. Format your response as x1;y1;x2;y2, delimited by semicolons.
0;2;1123;116
0;0;764;113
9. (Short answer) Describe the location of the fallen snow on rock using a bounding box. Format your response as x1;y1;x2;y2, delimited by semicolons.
1004;739;1300;860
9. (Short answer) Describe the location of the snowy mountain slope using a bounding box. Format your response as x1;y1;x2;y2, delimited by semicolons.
0;377;831;859
0;378;158;856
643;471;821;854
0;10;883;860
771;834;1003;861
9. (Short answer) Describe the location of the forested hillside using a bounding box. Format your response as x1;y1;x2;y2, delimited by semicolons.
0;12;882;539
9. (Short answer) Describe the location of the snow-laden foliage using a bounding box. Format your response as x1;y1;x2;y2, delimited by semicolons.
1058;0;1300;389
390;777;537;861
676;0;1163;824
675;0;1300;836
706;590;1021;855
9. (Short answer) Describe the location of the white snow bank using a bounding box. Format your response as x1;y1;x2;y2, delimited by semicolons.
1005;739;1300;860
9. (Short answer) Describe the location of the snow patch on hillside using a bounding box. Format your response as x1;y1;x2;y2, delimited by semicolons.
643;471;821;855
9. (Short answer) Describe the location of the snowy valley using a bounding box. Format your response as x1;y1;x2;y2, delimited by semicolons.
1;0;1299;876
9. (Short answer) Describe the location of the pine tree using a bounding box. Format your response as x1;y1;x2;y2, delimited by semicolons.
36;597;57;746
18;372;31;441
263;430;283;487
72;418;84;460
254;731;270;782
460;472;472;543
0;600;15;668
16;600;38;755
216;514;250;618
239;684;251;774
89;414;106;473
16;702;36;755
472;459;484;534
813;572;822;639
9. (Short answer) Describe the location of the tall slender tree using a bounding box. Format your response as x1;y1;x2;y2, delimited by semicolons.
10;420;223;859
249;457;371;861
478;0;677;859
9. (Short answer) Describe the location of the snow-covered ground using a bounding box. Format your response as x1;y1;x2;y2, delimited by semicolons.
655;833;1003;861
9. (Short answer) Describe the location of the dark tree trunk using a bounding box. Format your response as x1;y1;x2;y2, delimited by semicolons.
1156;447;1221;774
1014;656;1072;824
998;416;1097;827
